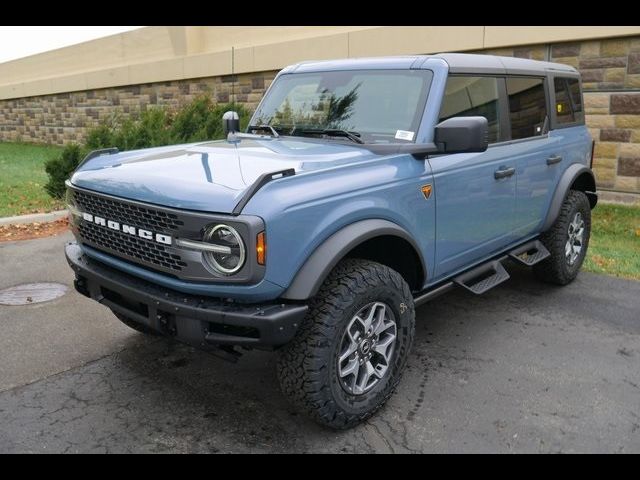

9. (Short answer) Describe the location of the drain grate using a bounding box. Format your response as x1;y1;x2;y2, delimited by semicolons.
0;283;68;306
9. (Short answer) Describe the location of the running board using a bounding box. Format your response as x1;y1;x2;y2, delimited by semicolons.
413;238;549;305
453;260;510;295
508;240;550;267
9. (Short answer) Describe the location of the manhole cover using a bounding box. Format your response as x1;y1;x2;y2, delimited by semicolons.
0;283;68;306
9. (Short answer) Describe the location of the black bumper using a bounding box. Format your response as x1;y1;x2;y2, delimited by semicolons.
65;242;308;349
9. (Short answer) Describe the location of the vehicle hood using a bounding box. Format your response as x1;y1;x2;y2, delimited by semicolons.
70;138;380;213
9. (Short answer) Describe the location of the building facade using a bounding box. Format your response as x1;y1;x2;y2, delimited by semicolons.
1;26;639;193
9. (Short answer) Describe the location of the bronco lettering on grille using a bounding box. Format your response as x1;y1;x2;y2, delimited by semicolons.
81;212;172;245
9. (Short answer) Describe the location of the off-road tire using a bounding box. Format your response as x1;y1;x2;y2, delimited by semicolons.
112;310;159;335
277;259;415;429
534;190;591;285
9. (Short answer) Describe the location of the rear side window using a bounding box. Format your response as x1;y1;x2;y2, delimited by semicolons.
506;77;547;140
554;77;584;125
568;79;584;121
439;76;501;143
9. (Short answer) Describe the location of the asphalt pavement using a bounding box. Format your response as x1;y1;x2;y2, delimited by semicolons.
1;231;639;453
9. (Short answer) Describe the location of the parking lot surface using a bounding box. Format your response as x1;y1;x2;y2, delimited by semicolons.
1;232;639;453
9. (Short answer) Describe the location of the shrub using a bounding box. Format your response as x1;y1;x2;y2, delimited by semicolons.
44;96;253;199
85;123;114;151
170;95;215;143
170;97;251;142
44;143;87;198
85;107;172;151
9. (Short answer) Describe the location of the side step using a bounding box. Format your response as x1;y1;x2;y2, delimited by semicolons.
508;240;550;267
454;260;510;295
415;238;550;302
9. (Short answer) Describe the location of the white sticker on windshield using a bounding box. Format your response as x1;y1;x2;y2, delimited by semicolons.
395;130;415;141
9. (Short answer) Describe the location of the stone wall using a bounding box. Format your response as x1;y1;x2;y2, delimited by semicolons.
0;71;277;146
1;34;640;193
584;92;640;191
479;36;640;193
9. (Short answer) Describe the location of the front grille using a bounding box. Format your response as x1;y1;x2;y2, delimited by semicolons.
72;189;187;272
78;222;187;272
73;189;184;232
68;184;264;283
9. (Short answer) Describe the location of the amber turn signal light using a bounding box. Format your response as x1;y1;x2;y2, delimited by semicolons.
256;231;266;265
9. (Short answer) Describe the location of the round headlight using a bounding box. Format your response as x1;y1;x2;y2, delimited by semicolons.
202;224;246;275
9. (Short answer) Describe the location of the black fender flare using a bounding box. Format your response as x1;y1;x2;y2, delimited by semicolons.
541;164;597;232
281;219;427;301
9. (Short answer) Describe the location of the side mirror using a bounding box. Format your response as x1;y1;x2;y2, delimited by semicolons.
222;111;240;135
434;116;489;154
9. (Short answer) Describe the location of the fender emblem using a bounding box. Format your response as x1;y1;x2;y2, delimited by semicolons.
421;184;432;200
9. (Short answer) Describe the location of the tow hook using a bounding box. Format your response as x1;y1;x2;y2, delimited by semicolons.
157;312;177;336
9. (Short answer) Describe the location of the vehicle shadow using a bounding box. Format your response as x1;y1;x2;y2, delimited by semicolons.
103;264;554;452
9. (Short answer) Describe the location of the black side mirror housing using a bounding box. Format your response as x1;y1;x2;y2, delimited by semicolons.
223;111;240;135
434;116;489;154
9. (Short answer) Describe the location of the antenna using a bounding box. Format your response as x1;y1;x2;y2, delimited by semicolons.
231;46;235;109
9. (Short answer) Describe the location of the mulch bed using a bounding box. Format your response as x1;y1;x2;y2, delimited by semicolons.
0;218;69;243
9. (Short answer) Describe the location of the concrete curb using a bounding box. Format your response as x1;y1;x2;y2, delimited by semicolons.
597;190;640;206
0;210;68;226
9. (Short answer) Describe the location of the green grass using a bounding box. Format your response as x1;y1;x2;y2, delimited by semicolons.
584;203;640;280
0;142;64;217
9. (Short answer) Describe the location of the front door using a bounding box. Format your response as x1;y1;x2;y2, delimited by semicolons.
430;75;518;279
430;148;517;279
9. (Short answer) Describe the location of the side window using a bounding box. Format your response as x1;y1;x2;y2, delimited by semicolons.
439;76;501;143
506;77;547;140
554;76;584;125
568;78;584;123
554;77;574;124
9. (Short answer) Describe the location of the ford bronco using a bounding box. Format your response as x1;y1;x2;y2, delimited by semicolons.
65;54;597;429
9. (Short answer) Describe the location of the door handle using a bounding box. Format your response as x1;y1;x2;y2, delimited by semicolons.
546;155;562;165
494;166;515;179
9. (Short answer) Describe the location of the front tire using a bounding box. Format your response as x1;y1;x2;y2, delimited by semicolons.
277;259;415;429
534;190;592;285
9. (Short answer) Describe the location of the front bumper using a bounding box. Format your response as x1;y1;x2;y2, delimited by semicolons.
65;242;308;349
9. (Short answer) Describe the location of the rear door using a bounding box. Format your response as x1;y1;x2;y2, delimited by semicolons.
508;76;565;236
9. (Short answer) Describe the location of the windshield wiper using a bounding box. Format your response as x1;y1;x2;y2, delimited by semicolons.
247;124;280;138
298;128;365;144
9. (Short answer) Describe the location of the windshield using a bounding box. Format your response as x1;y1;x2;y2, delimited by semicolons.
251;69;433;144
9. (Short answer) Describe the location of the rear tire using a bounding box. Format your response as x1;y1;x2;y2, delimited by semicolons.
277;259;415;430
112;311;159;335
534;190;591;285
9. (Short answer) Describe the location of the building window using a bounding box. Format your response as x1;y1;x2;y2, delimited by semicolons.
506;77;547;140
439;76;501;144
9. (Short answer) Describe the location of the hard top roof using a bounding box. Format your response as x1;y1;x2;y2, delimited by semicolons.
284;53;578;76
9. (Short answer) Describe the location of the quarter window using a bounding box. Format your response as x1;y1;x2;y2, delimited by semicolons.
568;78;584;122
439;76;501;143
554;77;584;125
506;77;547;140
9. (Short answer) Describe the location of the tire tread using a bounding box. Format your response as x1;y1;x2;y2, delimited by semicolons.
534;190;591;285
277;259;415;429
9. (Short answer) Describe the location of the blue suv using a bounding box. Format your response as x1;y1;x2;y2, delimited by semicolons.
65;54;597;429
